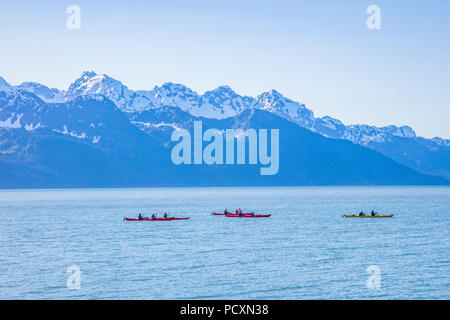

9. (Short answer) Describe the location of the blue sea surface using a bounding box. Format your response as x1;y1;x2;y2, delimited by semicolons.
0;186;449;299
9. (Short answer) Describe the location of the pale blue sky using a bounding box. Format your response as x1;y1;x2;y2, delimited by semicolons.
0;0;449;138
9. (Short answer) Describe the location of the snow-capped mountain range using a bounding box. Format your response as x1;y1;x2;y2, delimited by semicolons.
1;71;449;187
0;71;438;147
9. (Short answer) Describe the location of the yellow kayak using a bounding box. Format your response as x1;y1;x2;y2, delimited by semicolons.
344;214;393;218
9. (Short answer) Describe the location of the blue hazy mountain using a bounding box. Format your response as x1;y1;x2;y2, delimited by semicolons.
131;107;448;186
0;73;449;188
0;91;172;188
10;71;448;180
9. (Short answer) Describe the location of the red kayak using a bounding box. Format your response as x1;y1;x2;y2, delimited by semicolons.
212;212;252;215
225;213;271;218
124;217;190;221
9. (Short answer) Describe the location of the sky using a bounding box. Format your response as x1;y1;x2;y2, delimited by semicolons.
0;0;449;138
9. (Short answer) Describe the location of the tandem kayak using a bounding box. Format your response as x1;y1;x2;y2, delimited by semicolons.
343;214;393;218
225;213;271;218
124;217;190;221
212;212;251;216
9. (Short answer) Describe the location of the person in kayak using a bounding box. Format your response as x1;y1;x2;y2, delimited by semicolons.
235;209;239;214
359;211;366;216
163;213;168;218
138;213;144;220
371;210;377;216
151;213;157;219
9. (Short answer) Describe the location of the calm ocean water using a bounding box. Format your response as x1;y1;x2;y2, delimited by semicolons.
0;186;449;299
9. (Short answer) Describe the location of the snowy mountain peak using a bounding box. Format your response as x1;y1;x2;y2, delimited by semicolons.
257;89;285;101
156;82;198;98
338;123;418;146
68;72;125;95
216;85;232;90
18;82;65;103
81;70;97;78
256;89;304;111
256;90;315;128
321;116;344;126
0;76;14;92
152;82;200;111
257;90;282;102
204;85;241;102
208;85;235;94
431;137;450;147
197;85;255;119
269;89;283;96
66;72;136;111
0;76;9;86
68;71;99;89
380;125;416;138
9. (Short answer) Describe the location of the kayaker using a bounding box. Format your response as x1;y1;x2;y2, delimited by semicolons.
163;213;168;218
151;213;157;219
235;209;239;214
224;209;229;214
138;213;144;220
371;210;377;216
359;211;365;216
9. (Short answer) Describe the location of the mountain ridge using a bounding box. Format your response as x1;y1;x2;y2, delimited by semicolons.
2;72;440;141
0;92;447;188
1;72;449;183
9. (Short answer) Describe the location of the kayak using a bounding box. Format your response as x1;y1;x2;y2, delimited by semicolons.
212;212;251;216
124;217;190;221
343;214;393;218
225;213;271;218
